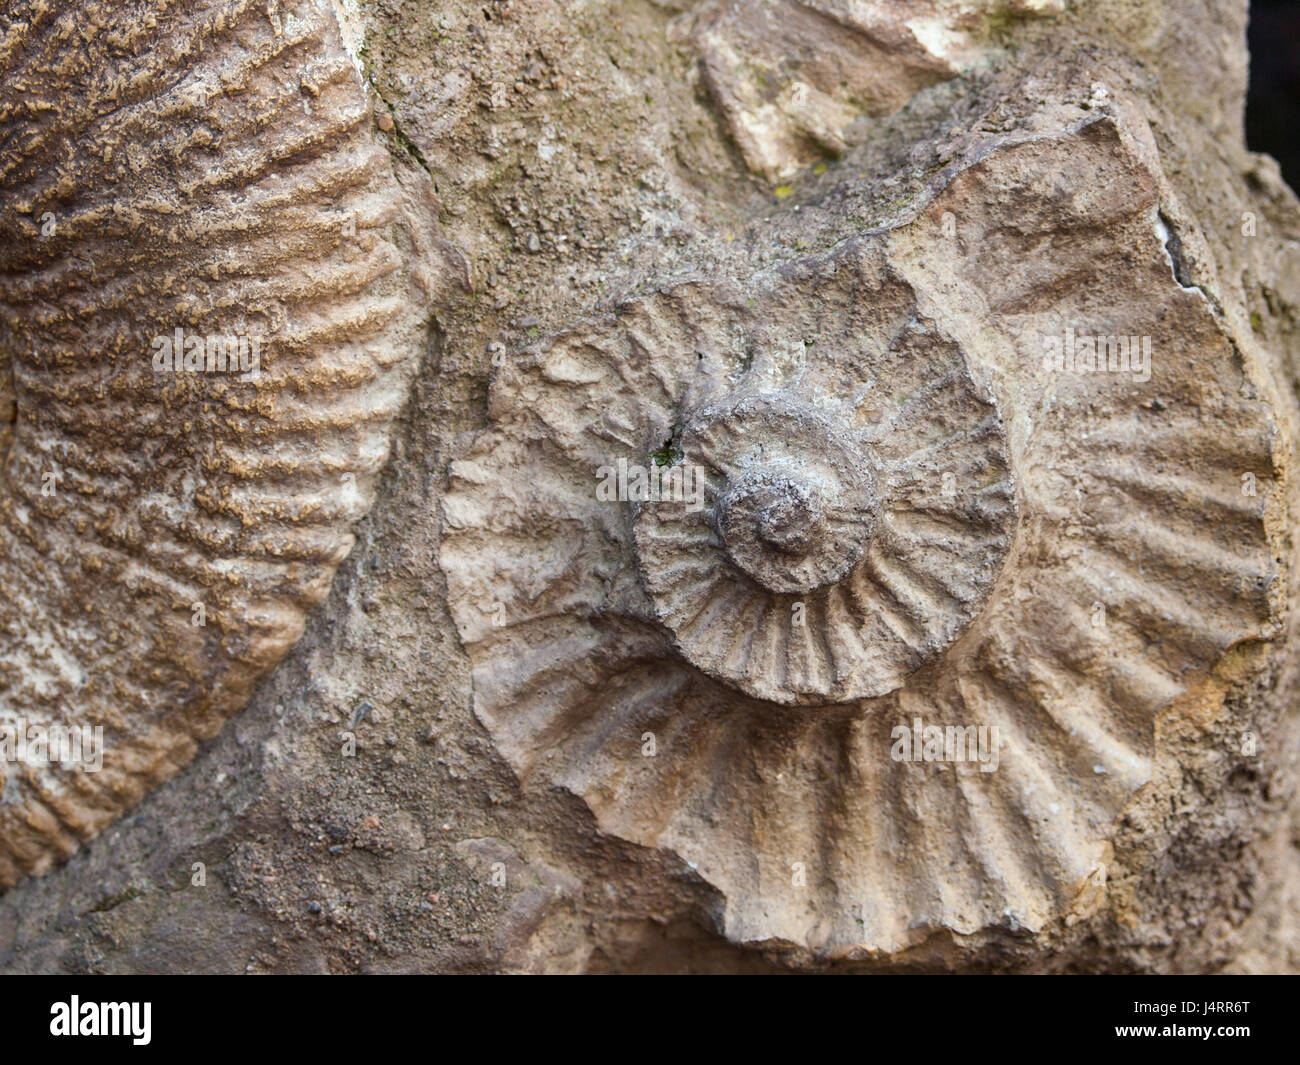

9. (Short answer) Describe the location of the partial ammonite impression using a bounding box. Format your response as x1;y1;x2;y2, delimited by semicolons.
0;0;442;886
442;106;1282;955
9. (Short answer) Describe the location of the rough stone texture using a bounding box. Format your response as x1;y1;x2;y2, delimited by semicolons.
2;0;1300;972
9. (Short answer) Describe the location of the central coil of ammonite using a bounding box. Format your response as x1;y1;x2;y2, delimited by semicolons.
633;389;1017;706
704;402;876;595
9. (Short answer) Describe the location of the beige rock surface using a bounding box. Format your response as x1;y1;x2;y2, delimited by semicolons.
1;0;1299;972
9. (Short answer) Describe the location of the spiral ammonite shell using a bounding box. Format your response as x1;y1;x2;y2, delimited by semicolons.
442;106;1282;955
0;0;440;886
632;347;1016;706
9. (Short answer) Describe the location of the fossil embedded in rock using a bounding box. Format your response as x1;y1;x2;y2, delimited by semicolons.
440;100;1281;955
0;0;446;888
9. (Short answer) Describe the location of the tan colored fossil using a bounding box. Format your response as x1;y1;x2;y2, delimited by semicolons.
0;0;445;887
1;0;1296;974
440;88;1284;955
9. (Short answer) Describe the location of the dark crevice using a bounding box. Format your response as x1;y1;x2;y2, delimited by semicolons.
1247;0;1300;190
1158;210;1194;288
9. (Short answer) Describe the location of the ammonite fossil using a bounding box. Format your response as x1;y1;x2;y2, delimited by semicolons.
628;291;1017;707
0;0;441;886
441;105;1282;954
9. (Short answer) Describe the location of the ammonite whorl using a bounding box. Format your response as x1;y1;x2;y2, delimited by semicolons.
632;332;1016;706
0;0;439;886
441;108;1283;955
